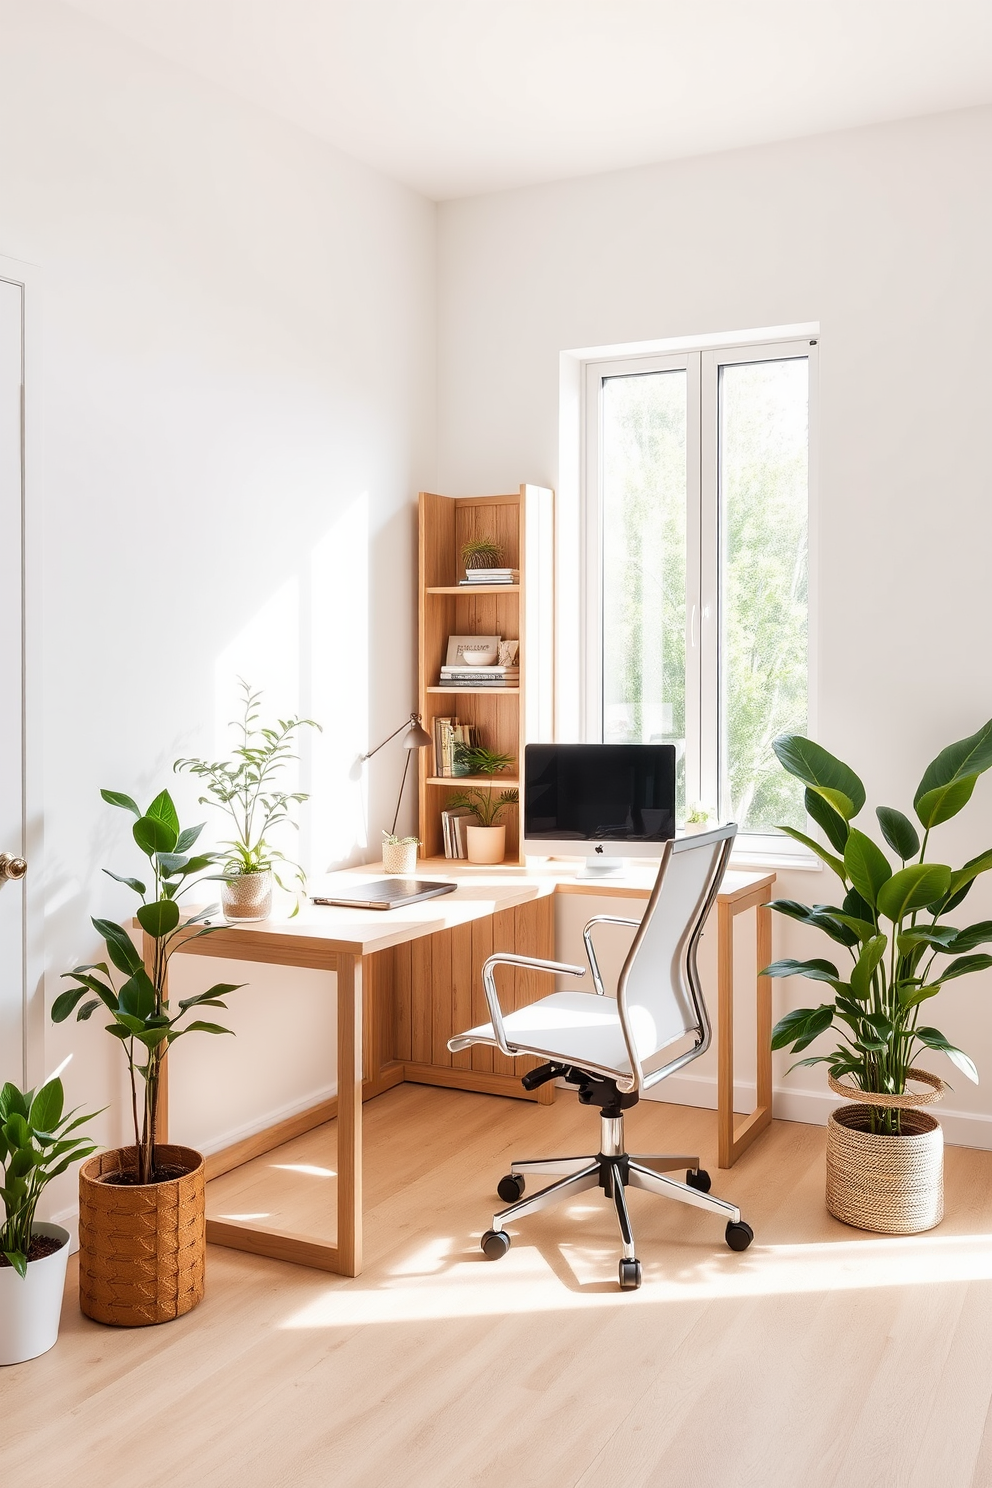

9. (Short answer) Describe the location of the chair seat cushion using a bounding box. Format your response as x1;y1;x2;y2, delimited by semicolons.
458;990;634;1076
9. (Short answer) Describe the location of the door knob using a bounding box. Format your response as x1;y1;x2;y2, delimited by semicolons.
0;852;27;881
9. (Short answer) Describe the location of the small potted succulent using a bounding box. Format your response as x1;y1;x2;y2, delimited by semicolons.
448;745;519;864
684;802;713;834
0;1075;100;1364
53;787;244;1326
381;830;420;875
765;720;992;1235
175;680;320;920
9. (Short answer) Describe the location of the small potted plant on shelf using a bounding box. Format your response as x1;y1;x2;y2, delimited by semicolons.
175;680;320;920
52;787;245;1327
381;830;420;875
0;1075;100;1364
448;745;519;864
684;802;713;834
764;720;992;1235
461;538;502;574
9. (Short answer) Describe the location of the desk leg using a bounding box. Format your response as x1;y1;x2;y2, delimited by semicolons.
336;951;363;1277
717;895;774;1169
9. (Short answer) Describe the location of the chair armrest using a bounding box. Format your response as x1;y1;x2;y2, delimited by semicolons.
582;915;641;996
481;952;585;1057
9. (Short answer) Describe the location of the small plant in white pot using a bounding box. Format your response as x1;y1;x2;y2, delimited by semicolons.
381;831;420;875
448;746;519;864
175;680;320;920
0;1076;100;1364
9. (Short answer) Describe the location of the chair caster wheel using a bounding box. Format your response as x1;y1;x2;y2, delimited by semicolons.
618;1258;642;1291
685;1168;711;1192
725;1220;754;1251
482;1229;511;1260
497;1173;525;1203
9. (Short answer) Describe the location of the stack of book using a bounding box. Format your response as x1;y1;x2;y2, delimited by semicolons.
432;717;479;775
439;664;519;689
459;568;519;586
441;806;477;858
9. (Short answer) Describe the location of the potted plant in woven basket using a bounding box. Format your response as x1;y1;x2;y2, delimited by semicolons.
447;746;519;864
52;788;244;1327
175;680;320;920
765;720;992;1235
0;1075;100;1364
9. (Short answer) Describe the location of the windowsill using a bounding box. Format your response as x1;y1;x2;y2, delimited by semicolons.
730;847;822;873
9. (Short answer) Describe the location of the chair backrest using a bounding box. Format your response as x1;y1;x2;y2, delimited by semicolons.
616;824;736;1091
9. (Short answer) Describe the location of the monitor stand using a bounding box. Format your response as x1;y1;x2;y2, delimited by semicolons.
577;855;627;880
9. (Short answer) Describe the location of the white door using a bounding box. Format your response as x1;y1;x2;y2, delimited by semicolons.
0;277;24;1089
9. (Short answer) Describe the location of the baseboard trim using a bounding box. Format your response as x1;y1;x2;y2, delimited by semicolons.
641;1070;992;1151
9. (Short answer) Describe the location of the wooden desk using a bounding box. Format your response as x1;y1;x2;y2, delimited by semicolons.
153;860;773;1278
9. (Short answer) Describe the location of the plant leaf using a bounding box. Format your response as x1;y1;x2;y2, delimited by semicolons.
914;719;992;829
935;953;992;983
28;1079;63;1133
146;789;180;836
915;1026;979;1083
875;807;921;861
850;935;887;1000
133;814;178;856
176;823;205;852
876;864;952;924
775;826;847;881
770;1004;835;1051
102;869;147;895
136;899;180;938
762;957;841;984
946;921;992;952
805;788;849;852
916;776;979;831
92;916;143;976
100;788;141;818
772;735;866;819
843;829;892;909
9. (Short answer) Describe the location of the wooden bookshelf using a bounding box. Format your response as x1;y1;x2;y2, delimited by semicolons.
417;486;554;864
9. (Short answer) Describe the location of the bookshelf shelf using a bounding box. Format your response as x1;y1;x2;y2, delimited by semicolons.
425;584;520;595
426;776;521;788
427;686;520;696
418;485;553;864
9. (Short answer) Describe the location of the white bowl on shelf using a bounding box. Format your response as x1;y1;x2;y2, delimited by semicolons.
460;646;498;665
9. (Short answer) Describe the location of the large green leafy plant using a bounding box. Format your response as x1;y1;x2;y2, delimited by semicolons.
766;721;992;1132
175;680;319;889
52;789;242;1184
0;1077;100;1276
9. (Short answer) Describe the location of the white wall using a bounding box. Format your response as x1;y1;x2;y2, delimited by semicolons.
0;0;435;1206
438;106;992;1145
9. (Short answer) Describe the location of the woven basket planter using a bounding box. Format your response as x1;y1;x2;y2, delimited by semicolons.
78;1145;205;1327
826;1068;945;1235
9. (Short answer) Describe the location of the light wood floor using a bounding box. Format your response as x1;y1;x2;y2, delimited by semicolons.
7;1084;992;1488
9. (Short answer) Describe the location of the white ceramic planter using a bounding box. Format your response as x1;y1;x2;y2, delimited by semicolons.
466;825;506;864
221;870;273;921
0;1222;70;1366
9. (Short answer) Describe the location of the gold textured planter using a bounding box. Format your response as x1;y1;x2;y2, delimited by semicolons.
221;870;272;921
78;1145;205;1327
825;1068;945;1235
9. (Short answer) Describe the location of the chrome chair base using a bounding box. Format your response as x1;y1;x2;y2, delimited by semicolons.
482;1113;752;1290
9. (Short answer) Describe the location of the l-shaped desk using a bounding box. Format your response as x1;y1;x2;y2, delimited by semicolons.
153;859;774;1277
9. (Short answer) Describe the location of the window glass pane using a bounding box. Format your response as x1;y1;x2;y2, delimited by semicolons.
601;370;687;820
719;357;808;834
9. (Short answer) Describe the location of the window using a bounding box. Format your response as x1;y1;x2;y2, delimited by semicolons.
582;335;815;854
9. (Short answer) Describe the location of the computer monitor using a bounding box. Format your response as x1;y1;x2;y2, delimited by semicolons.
523;743;677;876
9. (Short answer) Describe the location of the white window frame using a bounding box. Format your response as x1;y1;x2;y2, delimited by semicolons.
579;332;819;867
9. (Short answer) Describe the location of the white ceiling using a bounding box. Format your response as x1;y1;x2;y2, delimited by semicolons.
66;0;992;200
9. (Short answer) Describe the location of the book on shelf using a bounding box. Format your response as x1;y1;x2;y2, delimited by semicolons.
432;716;479;776
440;678;518;688
441;807;476;858
459;569;519;585
439;666;519;678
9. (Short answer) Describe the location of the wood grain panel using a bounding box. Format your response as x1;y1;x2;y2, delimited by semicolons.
490;906;518;1077
393;941;412;1062
430;925;453;1067
470;912;494;1073
410;935;433;1065
450;920;474;1069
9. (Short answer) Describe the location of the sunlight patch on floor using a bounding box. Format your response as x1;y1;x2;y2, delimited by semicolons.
271;1163;336;1178
213;1211;273;1222
278;1230;992;1328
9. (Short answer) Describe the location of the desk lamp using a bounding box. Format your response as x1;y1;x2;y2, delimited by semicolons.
362;712;433;835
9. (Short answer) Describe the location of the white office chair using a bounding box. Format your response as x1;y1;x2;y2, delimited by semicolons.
447;824;754;1290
